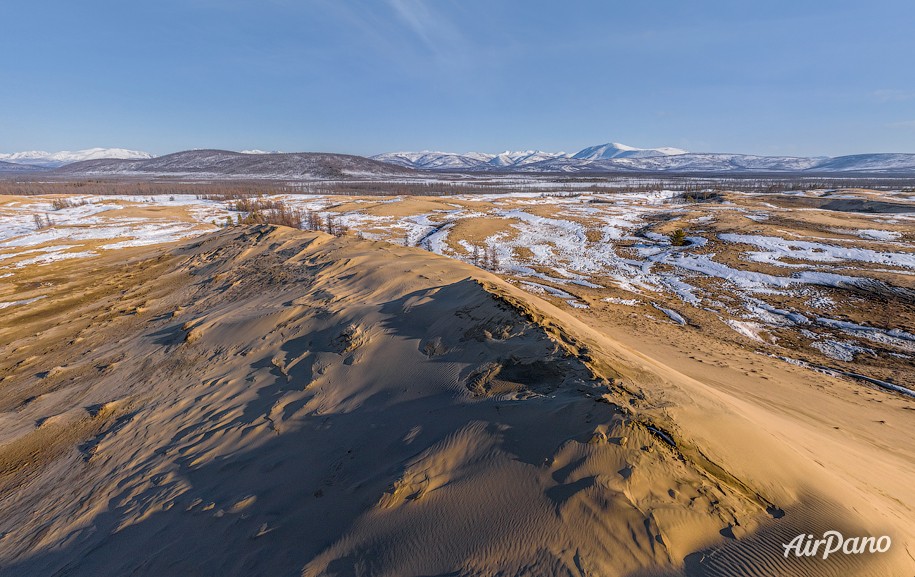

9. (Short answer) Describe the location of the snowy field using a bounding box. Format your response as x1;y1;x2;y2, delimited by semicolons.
1;186;913;390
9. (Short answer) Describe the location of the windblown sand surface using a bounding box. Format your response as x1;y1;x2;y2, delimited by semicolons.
0;224;912;576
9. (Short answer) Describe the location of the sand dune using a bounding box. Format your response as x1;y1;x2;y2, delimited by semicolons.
0;225;912;576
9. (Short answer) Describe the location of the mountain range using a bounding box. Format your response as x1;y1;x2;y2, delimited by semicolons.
372;142;915;174
2;142;915;176
0;148;153;168
372;142;687;170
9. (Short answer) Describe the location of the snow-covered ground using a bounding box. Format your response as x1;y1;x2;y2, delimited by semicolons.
2;187;912;379
0;195;227;254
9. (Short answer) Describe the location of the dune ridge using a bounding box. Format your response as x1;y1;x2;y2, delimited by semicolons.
0;225;911;576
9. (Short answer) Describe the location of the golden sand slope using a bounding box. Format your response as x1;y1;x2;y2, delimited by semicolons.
0;225;911;576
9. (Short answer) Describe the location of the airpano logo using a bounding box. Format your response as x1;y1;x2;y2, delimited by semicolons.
783;531;891;560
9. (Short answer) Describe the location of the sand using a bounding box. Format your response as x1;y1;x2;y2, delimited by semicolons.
0;224;912;576
4;189;914;389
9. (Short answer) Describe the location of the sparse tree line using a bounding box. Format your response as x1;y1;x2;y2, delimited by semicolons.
51;197;87;210
0;180;298;198
30;198;87;230
228;197;285;212
403;232;501;271
676;190;725;203
470;244;500;271
3;176;915;199
219;199;349;236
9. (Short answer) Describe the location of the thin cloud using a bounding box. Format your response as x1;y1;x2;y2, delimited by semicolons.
387;0;439;47
872;89;915;103
317;1;401;58
385;0;469;66
316;0;470;71
887;120;915;129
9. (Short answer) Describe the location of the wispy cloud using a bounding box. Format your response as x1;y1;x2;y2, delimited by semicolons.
316;1;401;59
385;0;469;66
316;0;469;72
887;120;915;129
872;89;915;103
387;0;438;47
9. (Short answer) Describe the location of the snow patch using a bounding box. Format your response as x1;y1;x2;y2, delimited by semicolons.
726;320;769;342
652;303;687;325
0;296;46;309
603;297;641;306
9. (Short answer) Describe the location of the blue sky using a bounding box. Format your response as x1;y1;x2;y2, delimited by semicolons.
2;0;914;156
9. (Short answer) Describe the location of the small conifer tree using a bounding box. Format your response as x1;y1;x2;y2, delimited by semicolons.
669;229;687;246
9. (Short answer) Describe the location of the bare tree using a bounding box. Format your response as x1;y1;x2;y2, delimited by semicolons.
486;246;499;271
303;209;323;231
33;213;52;230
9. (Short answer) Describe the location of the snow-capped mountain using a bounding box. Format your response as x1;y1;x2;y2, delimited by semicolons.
374;141;915;174
7;143;914;177
0;148;153;168
372;150;569;170
572;142;687;160
372;142;682;171
486;150;569;167
523;152;825;173
372;151;494;170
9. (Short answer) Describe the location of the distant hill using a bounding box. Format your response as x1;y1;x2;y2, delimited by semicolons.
0;160;50;173
810;153;915;173
52;149;415;179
